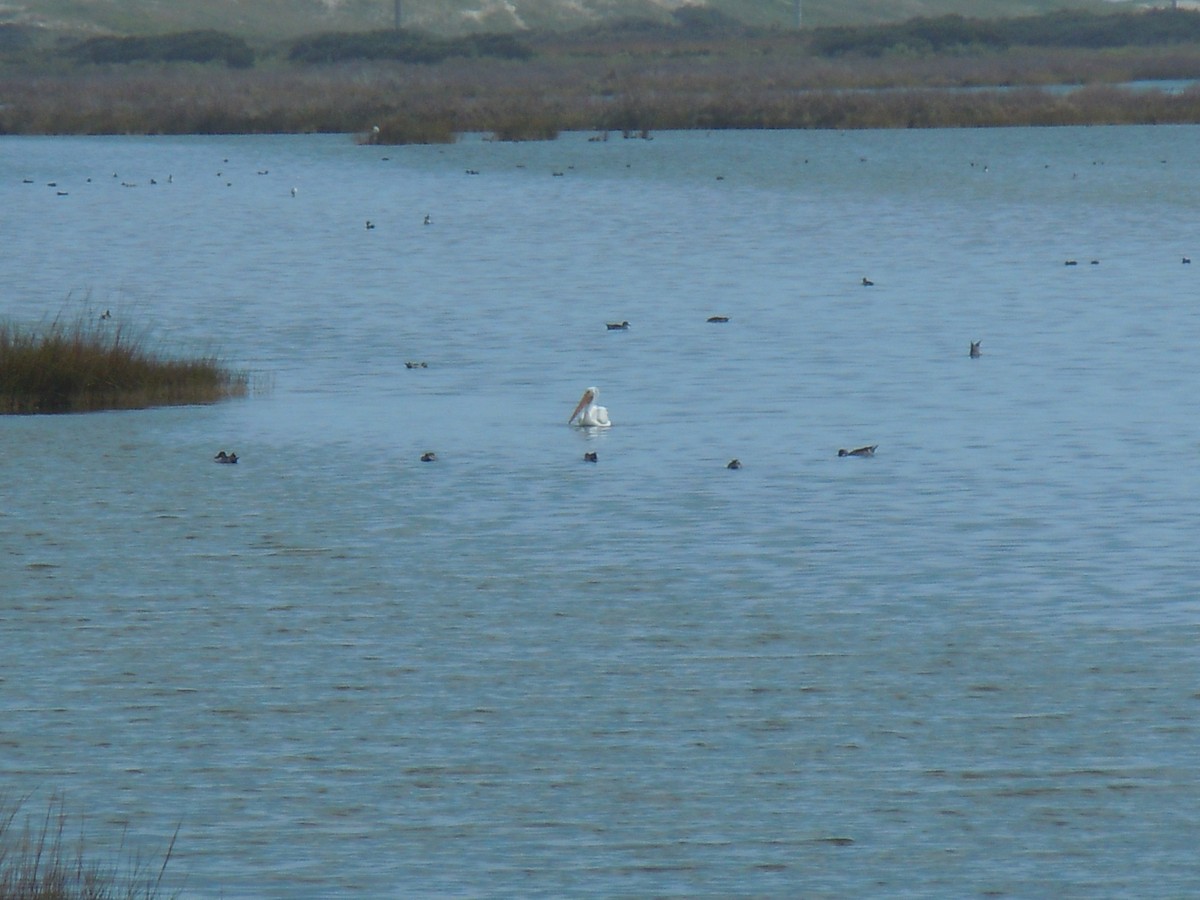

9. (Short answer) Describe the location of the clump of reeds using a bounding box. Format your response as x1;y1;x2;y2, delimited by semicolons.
361;111;459;144
0;793;178;899
488;111;560;141
0;315;248;414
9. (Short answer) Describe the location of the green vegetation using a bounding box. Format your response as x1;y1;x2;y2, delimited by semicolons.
810;8;1200;56
0;315;248;414
0;0;1121;39
287;29;531;64
0;794;178;898
70;30;255;68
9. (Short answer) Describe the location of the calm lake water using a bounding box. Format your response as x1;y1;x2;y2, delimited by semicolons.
3;126;1200;897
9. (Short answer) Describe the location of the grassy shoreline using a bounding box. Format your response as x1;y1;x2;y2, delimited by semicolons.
5;11;1200;138
0;315;248;414
4;55;1200;141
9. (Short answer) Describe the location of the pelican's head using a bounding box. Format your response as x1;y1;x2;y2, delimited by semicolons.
569;386;598;424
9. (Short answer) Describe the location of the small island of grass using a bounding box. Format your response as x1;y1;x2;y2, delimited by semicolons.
0;316;248;414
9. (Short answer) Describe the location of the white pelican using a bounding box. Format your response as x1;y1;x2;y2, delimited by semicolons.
569;386;611;428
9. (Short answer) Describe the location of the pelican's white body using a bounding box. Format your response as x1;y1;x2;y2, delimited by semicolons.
569;386;611;427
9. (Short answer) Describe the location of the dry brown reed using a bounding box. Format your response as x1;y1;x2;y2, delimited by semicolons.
3;41;1200;138
0;793;178;899
0;315;247;414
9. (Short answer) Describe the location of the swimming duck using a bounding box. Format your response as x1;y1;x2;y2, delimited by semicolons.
583;451;598;462
707;315;730;323
214;451;238;464
726;459;742;470
420;451;437;462
861;277;874;286
405;361;428;369
606;321;630;330
838;445;877;458
969;340;981;358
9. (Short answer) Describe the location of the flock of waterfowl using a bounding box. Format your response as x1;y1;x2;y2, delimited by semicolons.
363;311;994;471
35;160;994;476
28;143;1196;486
556;323;992;468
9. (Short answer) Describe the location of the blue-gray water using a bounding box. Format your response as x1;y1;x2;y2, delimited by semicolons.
2;127;1199;897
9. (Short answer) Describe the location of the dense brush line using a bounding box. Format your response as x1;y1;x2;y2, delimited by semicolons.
3;60;1200;140
3;11;1200;140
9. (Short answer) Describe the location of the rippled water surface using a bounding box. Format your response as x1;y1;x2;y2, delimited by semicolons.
3;127;1200;897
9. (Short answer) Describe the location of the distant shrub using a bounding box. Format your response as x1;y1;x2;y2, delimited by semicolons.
1004;9;1200;49
671;6;746;37
562;17;676;43
287;29;531;65
71;30;255;68
810;15;1010;57
465;33;534;60
0;24;34;53
808;9;1200;58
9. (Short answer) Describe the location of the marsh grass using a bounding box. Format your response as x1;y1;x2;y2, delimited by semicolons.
5;15;1200;139
0;315;248;414
0;794;178;899
5;43;1200;139
360;111;459;145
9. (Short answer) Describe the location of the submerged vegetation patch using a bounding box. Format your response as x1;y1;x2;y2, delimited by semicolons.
0;315;248;414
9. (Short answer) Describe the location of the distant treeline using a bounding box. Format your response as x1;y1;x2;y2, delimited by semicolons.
5;7;1200;138
286;30;531;64
71;30;255;68
47;9;1200;71
62;28;533;69
809;9;1200;57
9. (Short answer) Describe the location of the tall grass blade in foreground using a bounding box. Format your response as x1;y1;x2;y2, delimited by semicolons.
0;316;248;414
0;793;180;899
